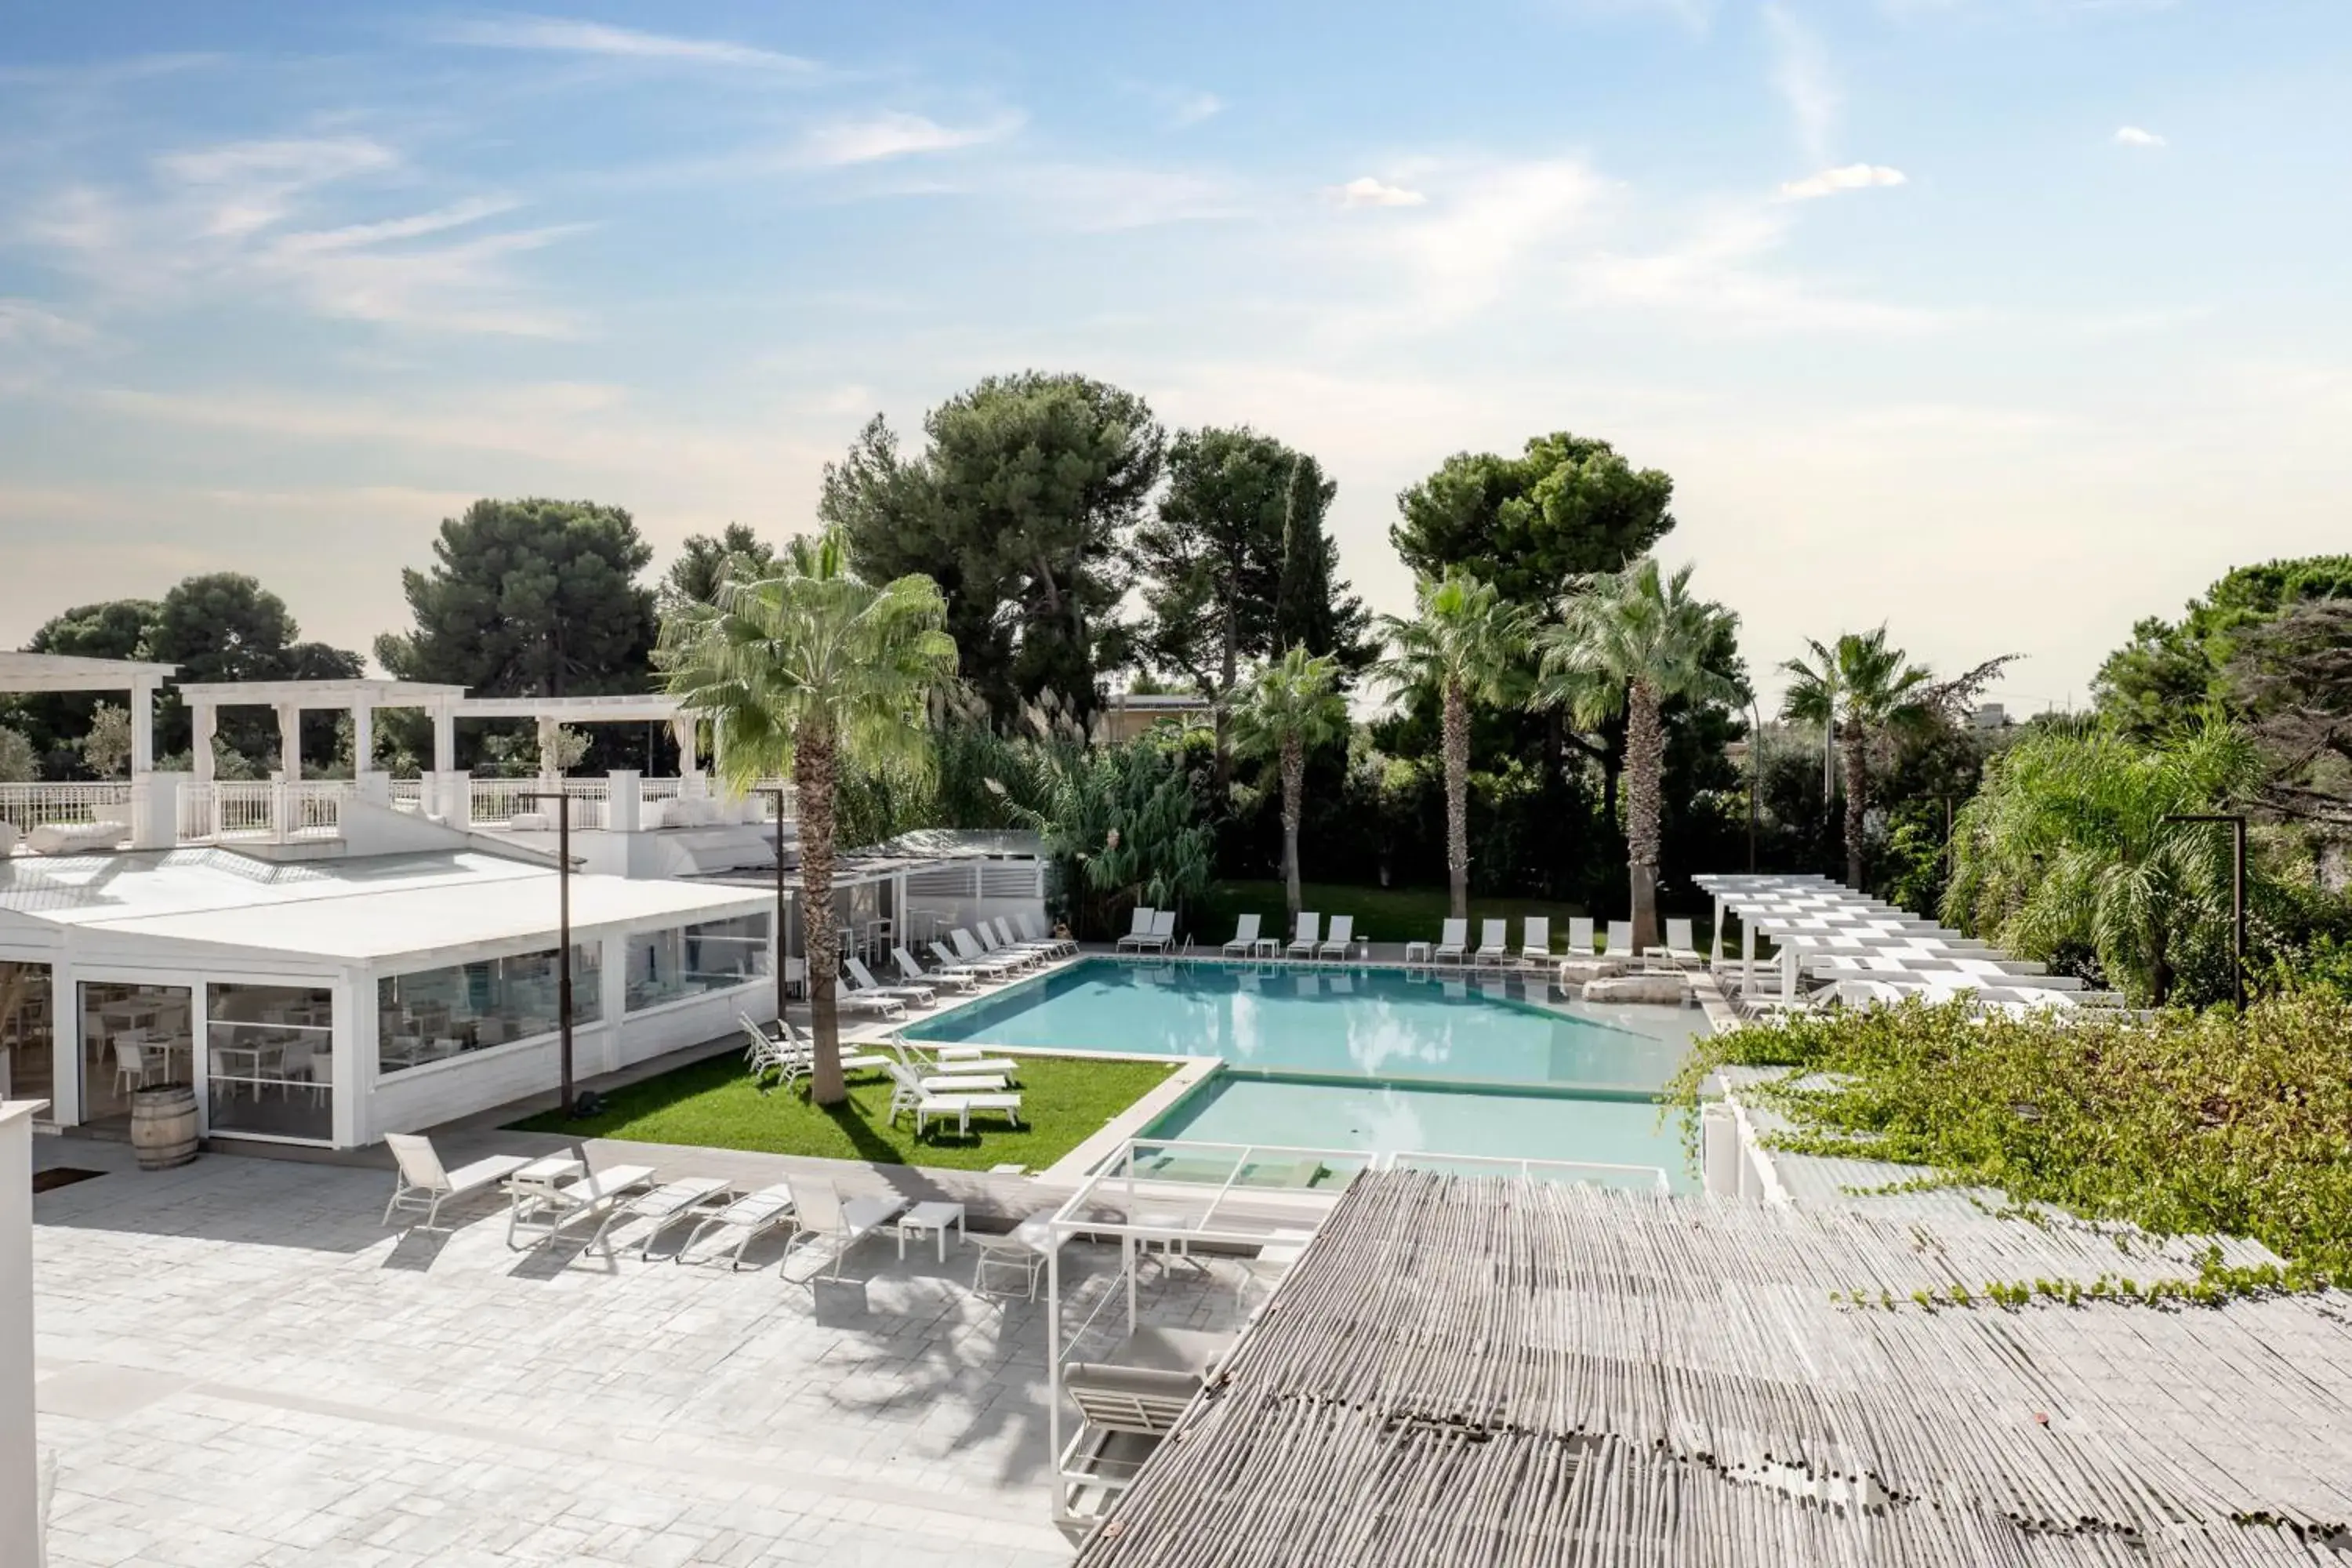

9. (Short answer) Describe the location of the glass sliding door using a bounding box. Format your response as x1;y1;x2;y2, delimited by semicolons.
0;961;53;1105
79;981;194;1129
207;983;335;1142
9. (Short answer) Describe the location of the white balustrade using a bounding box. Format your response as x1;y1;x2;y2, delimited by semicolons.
0;782;133;834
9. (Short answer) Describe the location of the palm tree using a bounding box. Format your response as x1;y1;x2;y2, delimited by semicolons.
1376;570;1530;919
1534;557;1742;952
1229;646;1348;921
1945;720;2259;1004
1780;627;1933;888
659;528;956;1105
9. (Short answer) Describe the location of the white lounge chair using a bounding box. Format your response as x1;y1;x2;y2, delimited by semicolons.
1015;911;1079;957
845;956;934;1008
1568;916;1595;956
1113;908;1160;950
586;1175;735;1260
972;1210;1060;1300
506;1162;658;1252
742;1014;888;1096
1432;918;1468;966
676;1181;800;1269
989;917;1064;961
897;946;979;992
1520;916;1552;966
1472;919;1511;967
1131;909;1176;954
883;1062;1023;1138
834;983;906;1019
380;1134;532;1229
1317;914;1355;963
1056;1351;1212;1512
935;938;1020;981
1602;920;1635;959
956;927;1036;972
882;1040;1010;1094
890;1037;1021;1078
781;1177;908;1281
1220;913;1263;958
1287;913;1321;960
1647;917;1703;970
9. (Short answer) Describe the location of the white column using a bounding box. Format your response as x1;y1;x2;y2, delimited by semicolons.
431;706;456;775
47;958;78;1129
128;677;156;777
191;702;218;784
670;715;698;778
606;771;642;833
277;704;302;782
536;716;561;783
0;1101;42;1566
333;974;363;1149
599;935;628;1075
441;771;474;830
350;704;374;776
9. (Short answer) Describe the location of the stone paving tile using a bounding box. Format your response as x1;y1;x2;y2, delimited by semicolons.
33;1141;1259;1565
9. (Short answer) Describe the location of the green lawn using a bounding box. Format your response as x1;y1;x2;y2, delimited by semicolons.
507;1049;1179;1172
1191;879;1594;945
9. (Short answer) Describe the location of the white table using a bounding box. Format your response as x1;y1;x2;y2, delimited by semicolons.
895;1200;966;1262
1404;941;1432;966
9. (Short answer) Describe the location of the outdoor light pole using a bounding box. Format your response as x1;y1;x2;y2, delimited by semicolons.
516;790;585;1116
754;786;791;1025
1747;697;1763;874
2164;811;2247;1011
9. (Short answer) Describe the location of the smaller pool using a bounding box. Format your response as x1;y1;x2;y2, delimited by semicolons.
1145;1072;1693;1193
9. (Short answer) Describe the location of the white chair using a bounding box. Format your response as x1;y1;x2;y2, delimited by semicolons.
1472;920;1511;967
833;982;906;1020
882;1040;1009;1094
972;1210;1059;1300
111;1037;152;1098
1220;913;1262;958
882;1062;1022;1138
897;946;978;992
1014;911;1078;957
1133;909;1177;954
956;927;1035;972
1568;916;1595;956
675;1181;800;1269
844;956;933;1008
1432;919;1468;966
506;1162;658;1251
890;1037;1021;1077
586;1175;735;1260
1286;913;1321;960
1602;920;1635;958
1317;914;1355;963
782;1177;908;1280
1520;917;1552;967
381;1134;532;1229
989;918;1065;963
1649;917;1703;970
1113;908;1160;950
935;937;1020;981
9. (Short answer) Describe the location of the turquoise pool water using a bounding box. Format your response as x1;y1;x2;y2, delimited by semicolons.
1145;1073;1694;1192
905;959;1693;1091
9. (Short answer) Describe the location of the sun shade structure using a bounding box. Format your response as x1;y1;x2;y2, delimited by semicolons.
1076;1171;2352;1567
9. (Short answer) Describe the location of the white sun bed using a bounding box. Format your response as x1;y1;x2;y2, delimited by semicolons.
1015;911;1079;956
1602;920;1635;959
1519;916;1551;966
1317;913;1355;962
1113;907;1160;950
1432;918;1468;966
1287;913;1321;960
781;1177;909;1281
587;1175;735;1260
897;946;980;992
1567;916;1595;956
1131;909;1177;954
883;1062;1023;1138
1472;919;1511;967
675;1180;801;1269
844;956;934;1008
380;1134;532;1229
505;1162;657;1252
1221;913;1263;958
935;937;1020;981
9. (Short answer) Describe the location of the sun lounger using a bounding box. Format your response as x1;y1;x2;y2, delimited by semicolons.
1287;913;1321;960
675;1181;800;1269
1221;913;1263;958
1646;916;1704;969
956;927;1036;972
1472;919;1511;967
935;938;1019;981
1432;918;1468;966
897;946;979;992
883;1062;1023;1138
890;1038;1020;1078
844;956;933;1008
989;916;1058;956
1056;1341;1216;1512
587;1175;735;1260
972;1210;1060;1300
1113;907;1160;949
835;985;906;1019
1014;911;1079;957
1602;920;1635;959
1317;914;1355;962
1131;909;1176;954
1520;916;1552;966
1568;916;1595;956
506;1163;657;1251
381;1134;532;1229
781;1177;909;1281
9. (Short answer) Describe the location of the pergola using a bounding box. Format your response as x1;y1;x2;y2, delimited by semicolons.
0;652;178;775
175;680;466;782
444;693;702;775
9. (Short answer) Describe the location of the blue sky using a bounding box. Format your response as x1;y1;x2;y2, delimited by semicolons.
2;2;2348;709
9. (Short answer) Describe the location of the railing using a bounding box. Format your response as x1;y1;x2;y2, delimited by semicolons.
0;782;132;834
387;778;426;814
180;781;347;844
1385;1150;1673;1193
744;779;796;822
468;776;611;830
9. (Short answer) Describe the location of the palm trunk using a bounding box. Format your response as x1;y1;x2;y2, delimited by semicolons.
1842;724;1868;890
1624;678;1664;953
797;727;845;1105
1443;681;1470;919
1279;733;1305;920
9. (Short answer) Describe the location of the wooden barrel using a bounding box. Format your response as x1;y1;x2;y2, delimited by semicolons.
129;1083;199;1171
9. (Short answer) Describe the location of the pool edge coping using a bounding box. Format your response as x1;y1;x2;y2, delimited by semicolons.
1036;1053;1223;1183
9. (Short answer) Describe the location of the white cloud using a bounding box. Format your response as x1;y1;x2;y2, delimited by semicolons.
1778;163;1908;200
1764;5;1839;164
1332;176;1428;209
0;299;96;347
434;16;815;71
2113;125;2167;148
1167;90;1225;129
796;111;1022;167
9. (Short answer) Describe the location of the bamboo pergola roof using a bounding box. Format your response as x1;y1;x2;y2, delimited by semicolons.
1078;1174;2352;1566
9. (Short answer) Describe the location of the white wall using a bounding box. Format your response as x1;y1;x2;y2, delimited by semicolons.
0;1102;41;1565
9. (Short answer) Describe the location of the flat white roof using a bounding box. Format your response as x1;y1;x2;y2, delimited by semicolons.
0;652;178;691
175;679;466;705
0;848;768;967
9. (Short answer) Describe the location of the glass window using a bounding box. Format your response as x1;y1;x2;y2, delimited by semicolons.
208;983;334;1142
0;962;53;1106
80;982;194;1127
626;913;770;1012
376;946;601;1075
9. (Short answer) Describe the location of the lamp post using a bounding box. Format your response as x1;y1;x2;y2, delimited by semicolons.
1747;697;1765;874
515;790;588;1117
2162;811;2247;1011
753;785;791;1025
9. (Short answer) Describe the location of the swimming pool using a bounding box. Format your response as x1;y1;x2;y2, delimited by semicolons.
904;959;1695;1092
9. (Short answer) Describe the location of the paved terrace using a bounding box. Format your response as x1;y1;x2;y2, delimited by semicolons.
28;1138;1254;1568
